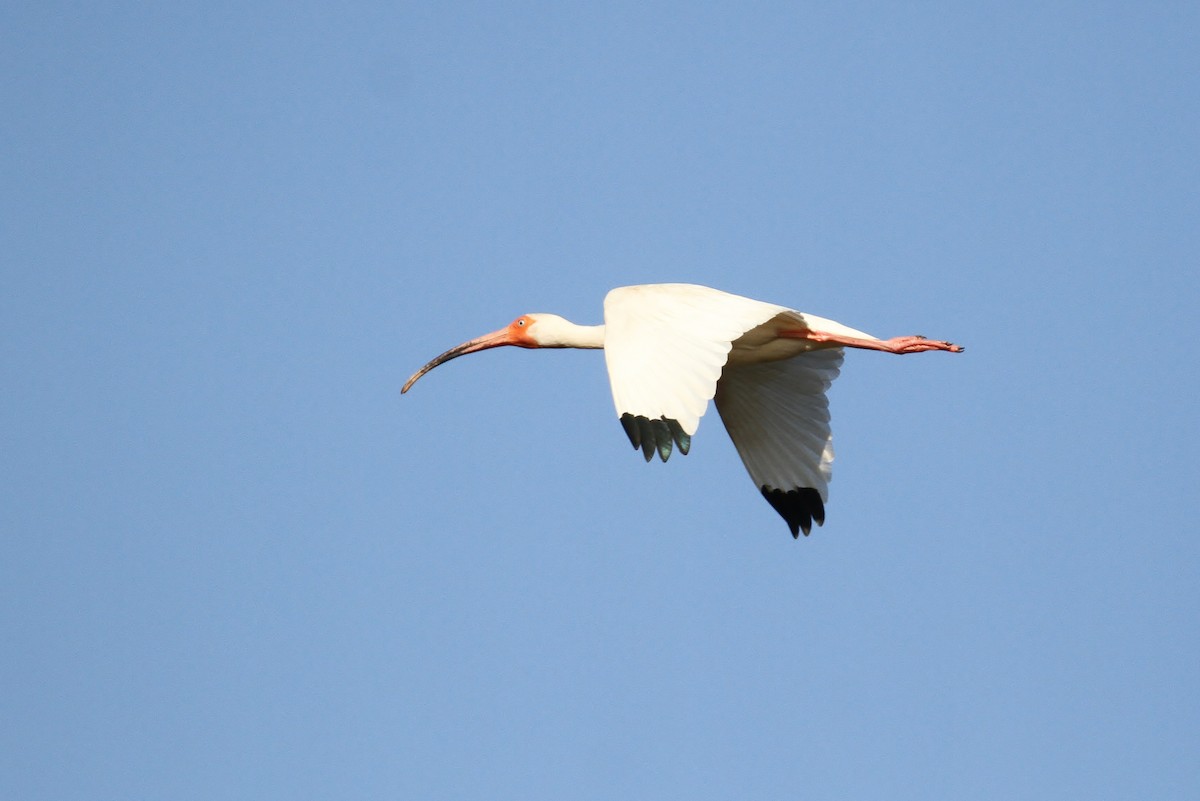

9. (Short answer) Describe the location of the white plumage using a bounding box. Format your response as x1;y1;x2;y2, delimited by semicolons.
402;283;962;538
716;350;842;505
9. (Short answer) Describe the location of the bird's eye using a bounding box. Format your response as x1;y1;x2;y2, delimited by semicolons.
516;319;526;326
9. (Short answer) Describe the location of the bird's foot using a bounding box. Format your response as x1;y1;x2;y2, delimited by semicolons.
882;335;964;354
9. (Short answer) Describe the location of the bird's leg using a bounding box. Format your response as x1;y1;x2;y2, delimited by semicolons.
865;334;964;354
782;330;964;354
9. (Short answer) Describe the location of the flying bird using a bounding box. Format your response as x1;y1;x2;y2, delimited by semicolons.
402;283;962;538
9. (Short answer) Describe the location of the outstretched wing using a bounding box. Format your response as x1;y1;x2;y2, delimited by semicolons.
602;284;786;462
714;349;844;537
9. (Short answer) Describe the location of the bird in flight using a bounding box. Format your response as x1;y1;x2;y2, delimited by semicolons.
403;283;962;538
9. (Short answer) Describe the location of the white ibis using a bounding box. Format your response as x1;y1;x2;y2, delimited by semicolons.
402;283;962;538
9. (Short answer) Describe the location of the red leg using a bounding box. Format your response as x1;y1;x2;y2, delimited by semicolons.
782;330;964;354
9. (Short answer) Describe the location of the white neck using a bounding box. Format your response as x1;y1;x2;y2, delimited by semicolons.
529;314;606;349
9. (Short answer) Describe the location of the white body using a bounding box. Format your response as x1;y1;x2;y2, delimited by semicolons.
602;284;875;514
403;282;960;537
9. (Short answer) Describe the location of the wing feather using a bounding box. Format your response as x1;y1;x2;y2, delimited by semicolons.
603;284;787;459
714;349;844;534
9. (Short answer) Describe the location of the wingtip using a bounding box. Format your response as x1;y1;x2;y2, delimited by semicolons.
620;414;641;449
666;418;691;456
620;413;689;463
761;487;825;540
651;419;673;462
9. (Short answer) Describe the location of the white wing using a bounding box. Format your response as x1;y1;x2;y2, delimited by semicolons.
603;284;787;461
714;349;843;537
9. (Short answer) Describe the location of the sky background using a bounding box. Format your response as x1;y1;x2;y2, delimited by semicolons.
3;2;1198;799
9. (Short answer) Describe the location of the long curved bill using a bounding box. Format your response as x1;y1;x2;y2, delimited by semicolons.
401;327;515;394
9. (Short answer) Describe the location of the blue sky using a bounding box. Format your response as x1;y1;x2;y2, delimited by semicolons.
3;2;1197;799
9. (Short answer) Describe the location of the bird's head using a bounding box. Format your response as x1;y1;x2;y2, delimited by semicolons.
402;313;573;394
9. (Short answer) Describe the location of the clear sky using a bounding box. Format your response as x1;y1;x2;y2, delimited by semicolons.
3;2;1198;799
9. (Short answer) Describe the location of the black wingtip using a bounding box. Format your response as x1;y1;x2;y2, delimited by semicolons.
761;487;826;538
666;418;691;456
620;414;641;450
650;418;673;461
619;413;689;463
637;416;655;461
